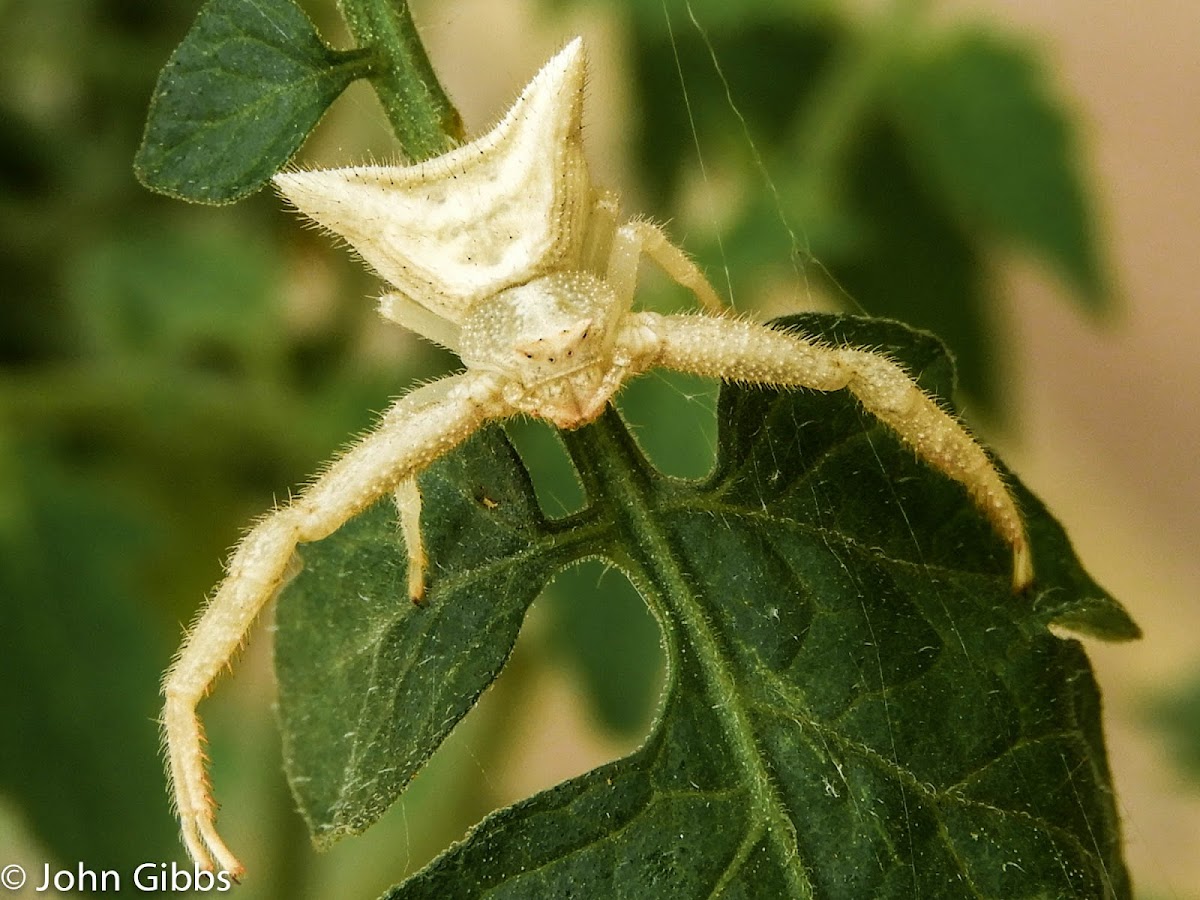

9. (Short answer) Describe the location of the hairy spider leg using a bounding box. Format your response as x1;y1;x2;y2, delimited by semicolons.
378;292;463;352
578;214;730;405
644;312;1033;591
162;371;501;876
394;479;427;602
605;219;726;321
581;190;620;275
379;378;476;602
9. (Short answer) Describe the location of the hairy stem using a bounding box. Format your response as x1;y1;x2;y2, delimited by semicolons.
561;410;814;898
337;0;463;157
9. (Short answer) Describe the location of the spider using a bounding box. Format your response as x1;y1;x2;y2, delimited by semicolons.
162;37;1032;877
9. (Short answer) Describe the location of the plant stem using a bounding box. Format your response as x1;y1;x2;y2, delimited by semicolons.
560;410;814;898
336;0;463;158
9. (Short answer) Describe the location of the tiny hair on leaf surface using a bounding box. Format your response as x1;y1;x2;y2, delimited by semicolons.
134;13;1138;896
280;314;1135;898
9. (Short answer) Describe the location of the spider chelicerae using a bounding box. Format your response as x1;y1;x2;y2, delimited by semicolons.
162;38;1031;876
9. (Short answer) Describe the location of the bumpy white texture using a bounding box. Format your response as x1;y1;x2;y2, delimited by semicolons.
273;41;591;322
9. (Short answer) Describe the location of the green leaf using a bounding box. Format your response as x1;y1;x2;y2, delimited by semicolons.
275;427;591;846
1146;669;1200;784
276;313;1134;897
0;442;176;870
834;116;1001;416
889;32;1110;309
134;0;373;204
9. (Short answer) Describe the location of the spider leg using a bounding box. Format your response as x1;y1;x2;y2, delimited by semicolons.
162;371;501;876
582;190;620;273
607;219;725;316
644;312;1032;590
382;378;470;602
378;292;463;352
393;478;427;602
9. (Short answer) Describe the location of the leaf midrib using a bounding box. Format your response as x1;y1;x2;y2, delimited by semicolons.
564;412;814;898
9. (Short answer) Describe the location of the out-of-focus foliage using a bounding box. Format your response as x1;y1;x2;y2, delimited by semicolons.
622;4;1110;415
1;1;1124;898
0;1;435;892
1148;671;1200;786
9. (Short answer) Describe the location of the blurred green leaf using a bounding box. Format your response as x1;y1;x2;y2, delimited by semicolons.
68;226;282;372
1146;671;1200;785
544;560;664;736
630;18;837;217
889;31;1109;308
276;314;1133;897
833;117;1001;415
613;0;834;33
0;443;175;870
135;0;374;203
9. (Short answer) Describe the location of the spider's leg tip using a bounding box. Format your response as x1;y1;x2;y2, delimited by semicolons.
1011;541;1034;594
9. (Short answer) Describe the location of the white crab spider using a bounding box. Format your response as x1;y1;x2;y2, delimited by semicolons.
162;37;1032;876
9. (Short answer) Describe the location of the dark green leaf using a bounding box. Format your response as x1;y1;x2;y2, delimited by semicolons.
889;32;1110;309
276;313;1134;897
135;0;373;203
275;427;590;847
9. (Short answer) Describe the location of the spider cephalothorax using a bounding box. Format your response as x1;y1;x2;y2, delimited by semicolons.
162;38;1031;877
458;272;629;427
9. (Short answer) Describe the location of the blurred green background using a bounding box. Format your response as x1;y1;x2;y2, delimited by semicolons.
2;0;1197;897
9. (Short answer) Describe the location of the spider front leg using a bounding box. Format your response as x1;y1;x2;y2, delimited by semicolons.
643;312;1032;590
378;376;472;603
393;478;427;602
605;219;726;316
584;216;727;400
162;372;501;876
